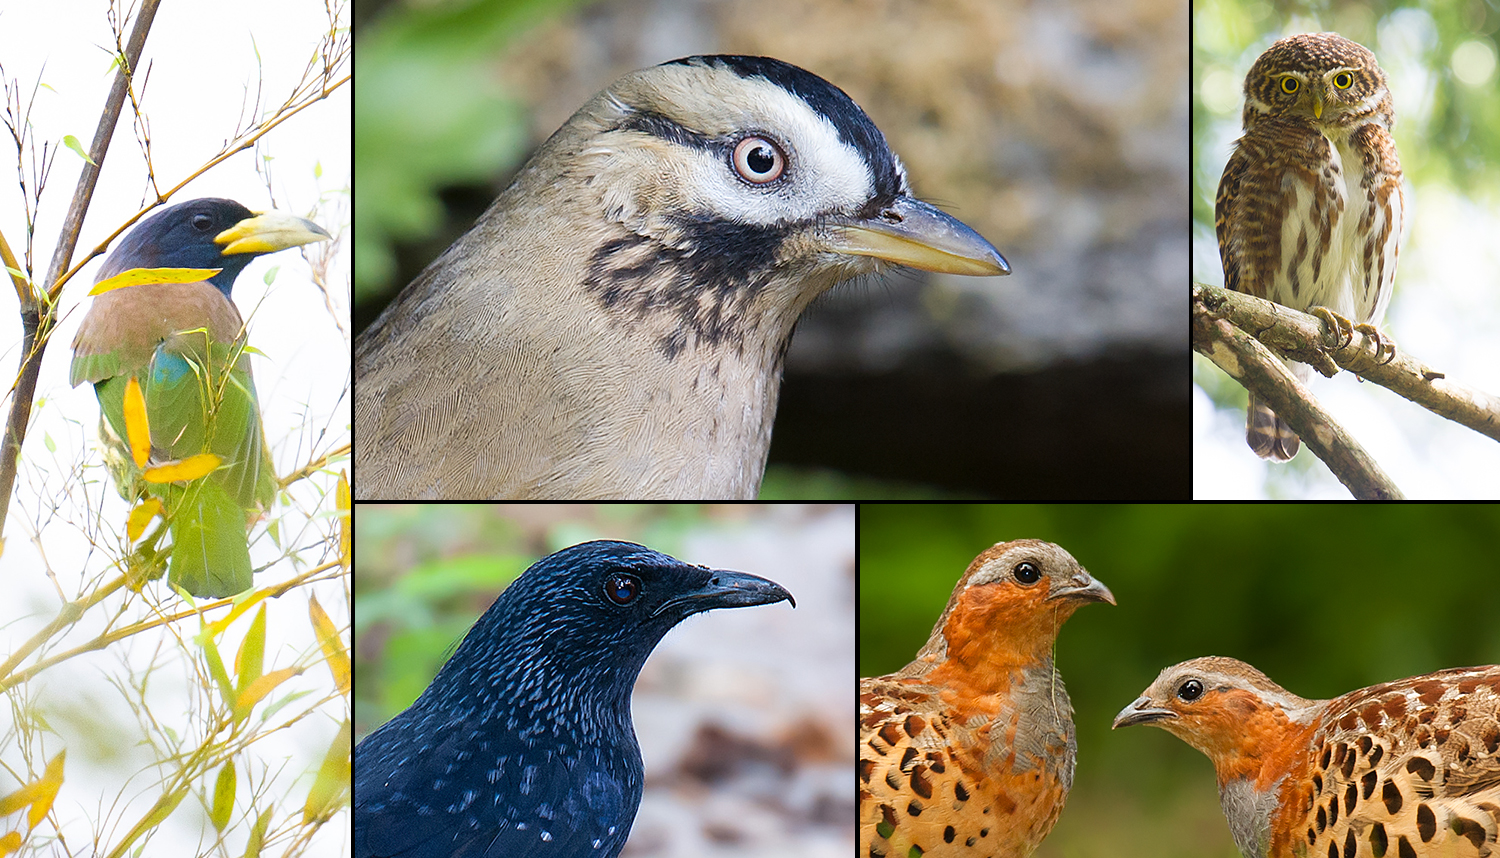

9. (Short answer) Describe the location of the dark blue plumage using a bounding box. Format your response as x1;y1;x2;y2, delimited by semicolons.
353;540;794;858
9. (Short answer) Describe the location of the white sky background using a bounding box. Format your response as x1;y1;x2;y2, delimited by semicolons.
0;0;349;855
1192;9;1500;499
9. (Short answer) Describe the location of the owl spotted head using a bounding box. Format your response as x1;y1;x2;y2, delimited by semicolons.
1242;33;1392;130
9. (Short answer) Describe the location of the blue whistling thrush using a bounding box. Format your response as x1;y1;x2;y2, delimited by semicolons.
353;540;795;858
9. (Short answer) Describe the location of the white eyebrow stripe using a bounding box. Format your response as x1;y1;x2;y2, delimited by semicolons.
622;71;882;227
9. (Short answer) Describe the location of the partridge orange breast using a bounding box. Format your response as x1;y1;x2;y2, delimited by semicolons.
859;540;1115;858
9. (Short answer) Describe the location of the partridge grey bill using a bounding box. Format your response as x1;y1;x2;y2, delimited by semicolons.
828;195;1010;276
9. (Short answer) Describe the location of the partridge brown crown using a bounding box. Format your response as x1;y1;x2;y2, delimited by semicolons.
859;540;1115;858
1114;656;1500;858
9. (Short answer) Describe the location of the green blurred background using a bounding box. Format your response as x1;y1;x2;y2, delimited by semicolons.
354;503;796;733
860;504;1500;858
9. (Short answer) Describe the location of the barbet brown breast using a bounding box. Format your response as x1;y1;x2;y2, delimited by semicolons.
1115;657;1500;858
858;540;1115;858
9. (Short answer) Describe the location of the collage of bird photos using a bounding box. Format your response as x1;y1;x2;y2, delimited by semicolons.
354;0;1500;499
353;503;1500;858
8;0;1500;855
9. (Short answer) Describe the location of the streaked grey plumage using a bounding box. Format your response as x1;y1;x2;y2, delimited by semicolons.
355;55;1008;499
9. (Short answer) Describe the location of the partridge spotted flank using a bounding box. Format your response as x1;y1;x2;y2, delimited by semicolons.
1114;657;1500;858
858;540;1115;858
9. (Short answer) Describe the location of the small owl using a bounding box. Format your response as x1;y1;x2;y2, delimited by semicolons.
1216;33;1405;461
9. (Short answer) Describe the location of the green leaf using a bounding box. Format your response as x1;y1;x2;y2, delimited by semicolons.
245;805;271;858
303;720;351;823
235;605;267;695
62;135;96;165
210;761;235;831
201;631;236;709
261;688;313;722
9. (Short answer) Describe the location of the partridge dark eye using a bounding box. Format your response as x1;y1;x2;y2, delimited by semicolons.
732;136;785;184
1280;77;1299;94
1333;72;1353;89
604;574;640;605
1178;679;1204;701
1013;562;1041;584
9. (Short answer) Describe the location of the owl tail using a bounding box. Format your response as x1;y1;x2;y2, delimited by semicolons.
1245;393;1300;461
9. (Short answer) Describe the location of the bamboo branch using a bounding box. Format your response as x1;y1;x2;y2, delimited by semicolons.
280;442;351;490
0;0;160;537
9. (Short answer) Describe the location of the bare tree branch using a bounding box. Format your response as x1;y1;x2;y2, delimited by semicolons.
1192;283;1405;499
1195;283;1500;444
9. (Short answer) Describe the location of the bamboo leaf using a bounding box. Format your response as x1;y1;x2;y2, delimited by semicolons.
123;377;150;468
309;595;349;693
302;720;351;823
209;761;236;832
62;134;96;165
126;498;162;543
337;470;351;570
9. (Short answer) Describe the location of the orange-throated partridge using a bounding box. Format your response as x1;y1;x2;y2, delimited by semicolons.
858;539;1115;857
1114;656;1500;858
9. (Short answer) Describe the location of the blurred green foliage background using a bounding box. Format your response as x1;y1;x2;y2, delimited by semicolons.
355;0;571;303
860;504;1500;858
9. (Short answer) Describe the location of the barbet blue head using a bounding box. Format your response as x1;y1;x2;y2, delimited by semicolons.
97;197;332;297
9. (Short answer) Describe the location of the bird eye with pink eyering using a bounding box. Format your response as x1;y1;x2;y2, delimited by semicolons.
732;136;785;184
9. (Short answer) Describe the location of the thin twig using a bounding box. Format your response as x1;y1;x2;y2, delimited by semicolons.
0;0;161;538
280;442;351;490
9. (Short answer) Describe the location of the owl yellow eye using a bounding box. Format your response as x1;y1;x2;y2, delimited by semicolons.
1279;77;1299;94
1333;71;1354;89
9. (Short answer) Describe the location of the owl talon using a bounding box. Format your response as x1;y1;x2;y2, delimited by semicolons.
1355;322;1398;366
1310;307;1355;350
